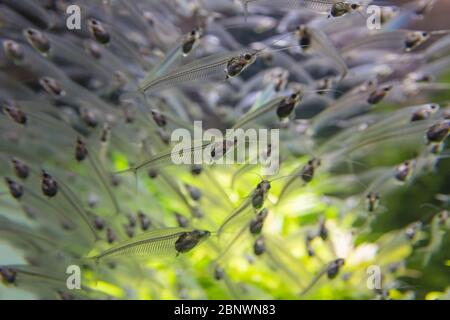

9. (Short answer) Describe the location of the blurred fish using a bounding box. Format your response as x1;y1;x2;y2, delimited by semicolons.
218;179;271;235
241;0;368;19
295;25;348;77
0;0;448;301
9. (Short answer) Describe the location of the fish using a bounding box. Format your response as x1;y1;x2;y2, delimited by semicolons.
137;31;299;93
341;30;433;54
295;25;348;77
218;179;271;235
300;258;345;296
138;49;256;93
139;28;204;88
90;228;211;262
0;0;448;301
241;0;369;18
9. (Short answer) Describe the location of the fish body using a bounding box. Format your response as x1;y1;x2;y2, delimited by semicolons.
91;228;210;262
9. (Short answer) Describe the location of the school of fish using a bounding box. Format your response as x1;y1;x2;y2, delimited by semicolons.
0;0;449;300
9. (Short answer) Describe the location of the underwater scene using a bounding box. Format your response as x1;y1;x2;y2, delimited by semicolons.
0;0;449;300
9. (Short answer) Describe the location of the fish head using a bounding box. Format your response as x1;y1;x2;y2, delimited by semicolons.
191;229;211;241
3;40;24;61
289;90;303;104
242;52;257;66
182;28;203;55
24;28;50;54
348;3;362;12
257;180;271;193
405;31;430;52
226;53;256;78
253;236;265;255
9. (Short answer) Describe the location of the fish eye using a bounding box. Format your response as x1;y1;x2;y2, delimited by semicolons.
422;32;429;37
351;4;359;9
244;53;252;60
290;93;297;99
196;230;209;237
